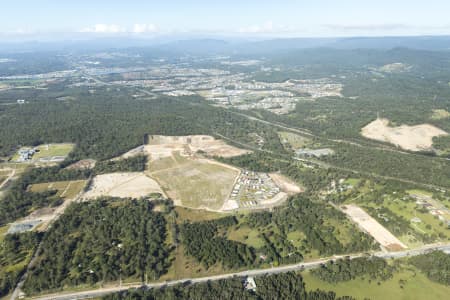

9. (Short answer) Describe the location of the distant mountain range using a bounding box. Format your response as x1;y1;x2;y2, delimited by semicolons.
1;35;450;54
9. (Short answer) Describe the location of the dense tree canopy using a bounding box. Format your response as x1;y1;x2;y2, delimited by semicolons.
0;232;41;297
409;251;450;285
103;272;354;300
23;199;171;294
311;256;395;283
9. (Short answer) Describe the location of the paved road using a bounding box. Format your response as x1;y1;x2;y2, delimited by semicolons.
217;130;450;192
26;243;450;300
80;72;450;191
231;111;450;163
10;189;86;300
23;73;446;300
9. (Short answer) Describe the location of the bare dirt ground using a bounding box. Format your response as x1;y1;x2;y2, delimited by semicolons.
141;135;247;210
11;180;87;232
269;173;303;194
66;159;96;170
431;109;450;120
378;62;412;73
83;172;164;199
361;118;448;151
260;192;288;206
98;136;298;212
0;168;15;190
115;145;145;160
341;204;407;251
147;135;251;158
147;153;239;210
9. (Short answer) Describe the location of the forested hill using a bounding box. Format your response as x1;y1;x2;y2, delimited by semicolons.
0;89;284;161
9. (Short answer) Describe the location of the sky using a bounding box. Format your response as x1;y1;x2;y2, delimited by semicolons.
2;0;450;40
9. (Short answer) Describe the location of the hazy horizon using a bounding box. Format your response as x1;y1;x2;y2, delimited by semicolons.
2;0;450;41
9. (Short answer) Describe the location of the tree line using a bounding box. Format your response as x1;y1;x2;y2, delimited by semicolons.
103;272;354;300
0;155;147;225
23;199;171;294
311;256;395;284
409;251;450;285
180;216;256;269
0;232;41;297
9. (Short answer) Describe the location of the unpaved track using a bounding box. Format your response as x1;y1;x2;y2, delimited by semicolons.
79;73;450;192
341;204;407;250
0;168;15;190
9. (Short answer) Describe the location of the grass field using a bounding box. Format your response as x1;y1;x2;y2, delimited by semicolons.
0;225;9;243
286;230;306;248
32;143;74;160
148;153;239;210
407;189;433;197
302;265;450;300
29;180;86;199
12;143;74;162
362;198;449;246
174;207;226;223
344;178;361;186
343;182;450;247
323;218;355;245
160;245;227;281
278;131;312;150
431;109;450;120
227;225;265;248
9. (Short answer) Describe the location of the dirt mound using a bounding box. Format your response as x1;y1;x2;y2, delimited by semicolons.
269;173;303;194
66;159;96;170
361;118;448;151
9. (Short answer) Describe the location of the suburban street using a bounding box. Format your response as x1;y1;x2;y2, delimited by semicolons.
25;243;450;300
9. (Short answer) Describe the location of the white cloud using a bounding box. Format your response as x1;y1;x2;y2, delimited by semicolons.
80;24;126;33
238;21;274;34
323;23;409;31
79;23;159;34
132;23;158;33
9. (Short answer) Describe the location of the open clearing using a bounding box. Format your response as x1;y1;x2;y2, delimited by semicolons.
431;109;450;120
103;136;298;211
341;204;407;251
83;172;164;199
361;118;448;151
146;135;251;158
32;143;74;159
378;62;412;73
269;173;303;194
10;180;87;233
303;266;450;300
66;159;96;170
29;180;87;199
174;207;226;223
118;135;251;160
148;152;239;210
278;131;312;150
12;143;74;163
143;135;300;211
